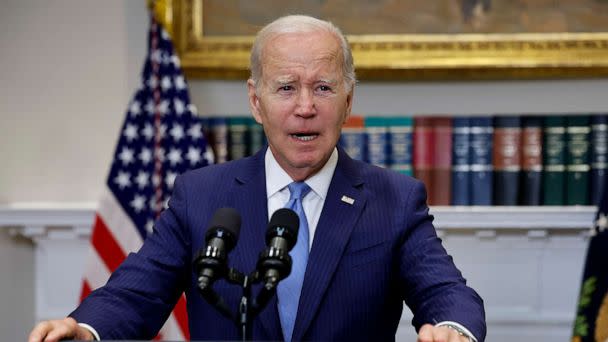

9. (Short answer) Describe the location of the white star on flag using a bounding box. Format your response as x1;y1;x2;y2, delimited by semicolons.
165;171;177;189
161;76;172;91
170;124;185;141
174;75;186;90
135;171;149;189
114;171;131;189
118;147;135;165
142;123;154;141
186;147;201;165
123;123;139;142
188;123;203;140
130;194;147;213
174;99;185;115
139;148;152;165
167;148;182;166
129;101;141;116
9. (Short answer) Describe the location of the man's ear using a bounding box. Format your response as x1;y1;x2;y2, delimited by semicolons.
247;79;263;124
343;88;354;124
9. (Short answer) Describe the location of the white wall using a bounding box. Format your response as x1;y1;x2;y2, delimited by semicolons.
0;1;606;341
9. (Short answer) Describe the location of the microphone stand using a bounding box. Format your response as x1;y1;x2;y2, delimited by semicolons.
197;267;278;341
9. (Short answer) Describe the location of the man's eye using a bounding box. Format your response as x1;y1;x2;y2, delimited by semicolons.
279;85;293;91
318;85;332;92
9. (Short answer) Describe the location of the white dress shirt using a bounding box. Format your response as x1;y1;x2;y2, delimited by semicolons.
264;147;338;250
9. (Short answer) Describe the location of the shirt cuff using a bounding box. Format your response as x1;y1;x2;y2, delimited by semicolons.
77;323;100;341
435;321;477;342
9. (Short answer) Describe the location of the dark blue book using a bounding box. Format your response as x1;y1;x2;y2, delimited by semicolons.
470;117;493;205
339;116;366;161
519;116;543;205
590;114;608;205
451;117;471;205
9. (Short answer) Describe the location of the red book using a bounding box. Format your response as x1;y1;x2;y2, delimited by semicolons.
432;117;453;205
414;117;435;204
493;116;522;205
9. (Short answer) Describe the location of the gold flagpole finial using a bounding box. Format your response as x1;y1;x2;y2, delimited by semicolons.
147;0;173;38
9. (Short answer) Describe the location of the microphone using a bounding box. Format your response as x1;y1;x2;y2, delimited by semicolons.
256;208;300;290
193;207;241;292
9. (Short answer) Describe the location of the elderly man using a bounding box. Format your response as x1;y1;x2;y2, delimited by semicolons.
29;15;485;342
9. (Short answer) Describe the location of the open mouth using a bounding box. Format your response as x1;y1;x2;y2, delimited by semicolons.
291;133;318;142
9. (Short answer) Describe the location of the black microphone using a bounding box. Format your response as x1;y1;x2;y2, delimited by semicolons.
256;208;300;290
193;207;241;292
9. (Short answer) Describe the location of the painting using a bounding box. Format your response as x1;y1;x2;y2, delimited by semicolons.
164;0;608;80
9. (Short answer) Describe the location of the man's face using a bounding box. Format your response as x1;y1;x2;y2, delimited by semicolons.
247;30;353;181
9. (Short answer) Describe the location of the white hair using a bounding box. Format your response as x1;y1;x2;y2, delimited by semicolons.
249;15;356;92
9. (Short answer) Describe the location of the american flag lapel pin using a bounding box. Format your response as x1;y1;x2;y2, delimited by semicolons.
341;195;355;205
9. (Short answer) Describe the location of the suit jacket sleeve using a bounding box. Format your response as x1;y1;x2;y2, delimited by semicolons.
69;174;192;339
399;180;486;340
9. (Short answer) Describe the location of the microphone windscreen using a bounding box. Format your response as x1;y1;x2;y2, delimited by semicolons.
267;208;299;247
206;207;241;247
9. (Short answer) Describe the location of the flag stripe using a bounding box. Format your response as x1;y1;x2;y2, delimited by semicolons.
98;190;143;253
80;280;92;303
82;247;112;289
91;214;126;271
174;295;190;340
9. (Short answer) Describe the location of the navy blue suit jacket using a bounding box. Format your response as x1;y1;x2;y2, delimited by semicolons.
71;147;486;341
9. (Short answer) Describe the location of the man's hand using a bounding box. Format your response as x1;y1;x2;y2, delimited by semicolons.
417;324;470;342
28;317;94;342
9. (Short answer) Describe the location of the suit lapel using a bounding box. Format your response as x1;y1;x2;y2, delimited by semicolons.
229;149;282;340
292;149;367;340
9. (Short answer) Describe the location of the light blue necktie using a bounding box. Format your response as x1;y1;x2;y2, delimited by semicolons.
278;181;311;342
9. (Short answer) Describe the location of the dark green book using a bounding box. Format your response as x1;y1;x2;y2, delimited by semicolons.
542;116;567;205
228;117;249;161
566;115;591;205
247;117;266;156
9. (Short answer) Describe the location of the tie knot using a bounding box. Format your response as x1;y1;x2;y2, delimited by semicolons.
287;182;311;201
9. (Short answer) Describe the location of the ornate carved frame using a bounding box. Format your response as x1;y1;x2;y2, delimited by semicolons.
166;0;608;80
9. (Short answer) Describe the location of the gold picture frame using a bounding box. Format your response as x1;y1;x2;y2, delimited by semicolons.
163;0;608;80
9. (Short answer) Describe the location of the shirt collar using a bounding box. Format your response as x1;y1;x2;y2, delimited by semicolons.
265;147;338;200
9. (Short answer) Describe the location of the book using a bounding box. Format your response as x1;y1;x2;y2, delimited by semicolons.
247;117;266;156
452;117;471;205
387;116;413;176
431;117;453;205
203;117;229;164
414;117;435;204
365;117;389;168
339;115;366;161
590;114;608;205
542;116;567;205
228;117;249;161
566;115;591;205
493;116;521;205
470;117;493;205
519;116;543;205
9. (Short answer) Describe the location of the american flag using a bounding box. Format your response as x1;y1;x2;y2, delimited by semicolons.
79;15;213;340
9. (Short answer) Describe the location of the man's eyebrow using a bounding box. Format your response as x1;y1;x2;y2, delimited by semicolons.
317;78;338;85
273;76;297;85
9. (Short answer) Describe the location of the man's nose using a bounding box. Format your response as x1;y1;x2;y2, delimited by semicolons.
294;89;316;117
